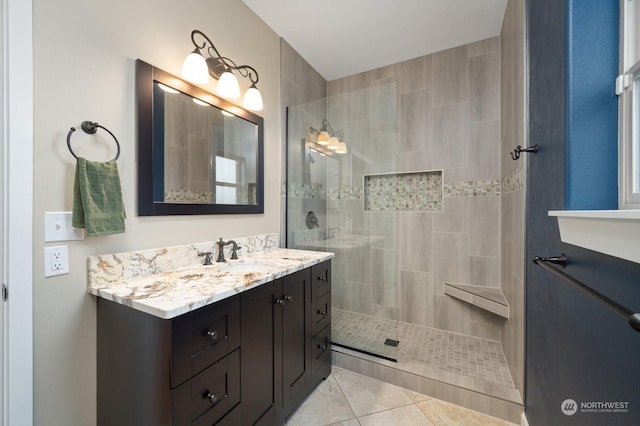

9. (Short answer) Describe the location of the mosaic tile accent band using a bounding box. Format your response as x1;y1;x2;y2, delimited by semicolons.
501;168;524;194
443;180;501;197
165;189;213;203
286;177;505;203
364;171;443;211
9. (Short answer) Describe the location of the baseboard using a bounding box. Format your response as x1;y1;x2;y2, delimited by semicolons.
522;411;529;426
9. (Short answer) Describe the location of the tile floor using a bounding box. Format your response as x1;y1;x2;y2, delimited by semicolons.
332;308;514;388
285;366;518;425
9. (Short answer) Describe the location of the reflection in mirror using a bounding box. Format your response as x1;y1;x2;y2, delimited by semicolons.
137;59;264;215
157;84;257;205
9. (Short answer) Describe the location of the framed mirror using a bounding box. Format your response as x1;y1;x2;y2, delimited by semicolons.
136;59;264;215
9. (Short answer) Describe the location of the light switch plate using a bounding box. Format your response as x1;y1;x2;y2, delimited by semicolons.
44;212;84;242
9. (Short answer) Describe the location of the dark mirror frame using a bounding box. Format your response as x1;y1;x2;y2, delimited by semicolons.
136;59;264;215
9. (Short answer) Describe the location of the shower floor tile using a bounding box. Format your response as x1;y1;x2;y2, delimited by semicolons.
332;308;516;389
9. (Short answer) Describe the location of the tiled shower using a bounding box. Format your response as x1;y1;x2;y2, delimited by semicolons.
282;1;525;419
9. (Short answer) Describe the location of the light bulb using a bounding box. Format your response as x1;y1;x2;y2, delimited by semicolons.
242;84;263;111
216;71;240;99
181;50;209;84
317;131;330;145
328;136;340;150
157;83;179;94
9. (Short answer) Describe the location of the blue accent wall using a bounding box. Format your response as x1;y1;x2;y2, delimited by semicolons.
527;0;640;425
565;0;619;209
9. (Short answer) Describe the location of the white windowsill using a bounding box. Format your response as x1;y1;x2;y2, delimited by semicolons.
549;210;640;264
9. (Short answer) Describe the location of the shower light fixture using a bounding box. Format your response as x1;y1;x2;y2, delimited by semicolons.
181;29;263;111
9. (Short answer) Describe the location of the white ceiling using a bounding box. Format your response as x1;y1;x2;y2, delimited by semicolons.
242;0;508;81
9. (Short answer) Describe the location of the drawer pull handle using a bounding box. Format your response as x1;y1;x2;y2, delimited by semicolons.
317;310;327;317
206;330;218;341
274;298;285;306
318;344;327;351
204;391;218;404
284;295;293;303
317;275;327;282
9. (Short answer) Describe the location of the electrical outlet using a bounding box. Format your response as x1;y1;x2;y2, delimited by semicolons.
44;245;69;277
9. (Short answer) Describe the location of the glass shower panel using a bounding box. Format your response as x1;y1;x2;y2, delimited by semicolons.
286;81;400;361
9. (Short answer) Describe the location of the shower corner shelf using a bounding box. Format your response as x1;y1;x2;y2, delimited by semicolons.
443;283;509;319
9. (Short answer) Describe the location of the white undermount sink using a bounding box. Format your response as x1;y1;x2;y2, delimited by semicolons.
219;263;273;273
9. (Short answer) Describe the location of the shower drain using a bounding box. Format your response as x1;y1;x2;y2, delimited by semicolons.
384;338;400;347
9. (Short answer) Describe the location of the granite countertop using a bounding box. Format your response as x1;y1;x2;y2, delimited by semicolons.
89;248;333;319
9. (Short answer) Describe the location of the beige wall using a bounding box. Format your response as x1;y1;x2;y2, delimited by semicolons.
33;0;280;424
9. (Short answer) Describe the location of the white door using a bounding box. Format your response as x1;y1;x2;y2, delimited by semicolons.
0;0;6;420
4;0;34;424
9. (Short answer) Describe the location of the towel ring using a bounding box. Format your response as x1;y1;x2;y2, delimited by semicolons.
66;121;121;161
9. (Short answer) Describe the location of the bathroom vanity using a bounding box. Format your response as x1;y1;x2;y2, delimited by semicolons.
89;238;332;426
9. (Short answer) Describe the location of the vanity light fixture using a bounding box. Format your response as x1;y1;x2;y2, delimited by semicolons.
181;29;263;111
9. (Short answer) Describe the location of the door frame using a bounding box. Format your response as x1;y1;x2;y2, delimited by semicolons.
3;0;34;424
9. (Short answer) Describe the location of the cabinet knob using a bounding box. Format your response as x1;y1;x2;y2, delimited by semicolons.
317;275;327;282
204;391;218;404
317;310;327;317
284;295;293;303
274;298;285;306
206;330;218;341
317;344;327;352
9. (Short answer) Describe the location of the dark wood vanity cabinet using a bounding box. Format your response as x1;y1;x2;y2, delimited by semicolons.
240;260;332;426
97;260;331;426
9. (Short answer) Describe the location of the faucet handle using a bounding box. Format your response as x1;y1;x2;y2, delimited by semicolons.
198;251;213;265
230;244;242;260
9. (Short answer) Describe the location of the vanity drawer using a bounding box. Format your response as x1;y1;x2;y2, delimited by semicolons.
311;260;331;301
311;325;331;378
172;349;240;426
311;292;331;336
172;295;240;388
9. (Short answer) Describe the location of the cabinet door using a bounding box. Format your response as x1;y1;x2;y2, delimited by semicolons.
240;279;282;426
281;268;312;414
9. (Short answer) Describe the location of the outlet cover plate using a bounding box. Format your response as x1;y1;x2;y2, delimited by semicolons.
44;245;69;277
44;212;84;242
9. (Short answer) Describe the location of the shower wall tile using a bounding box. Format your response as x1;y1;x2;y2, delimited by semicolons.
399;149;434;173
433;232;469;288
400;88;432;153
371;62;400;82
469;256;500;287
500;0;526;399
325;35;505;344
468;120;501;181
332;262;347;310
345;281;373;315
346;245;373;284
433;197;469;233
399;212;433;273
372;248;399;306
400;55;433;94
467;36;500;57
433;45;469;106
400;270;434;326
469;52;500;122
433;102;469;170
468;196;500;257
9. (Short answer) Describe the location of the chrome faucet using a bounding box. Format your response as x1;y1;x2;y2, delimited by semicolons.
216;238;241;262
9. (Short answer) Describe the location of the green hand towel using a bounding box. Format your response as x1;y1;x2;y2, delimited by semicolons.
72;157;126;237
